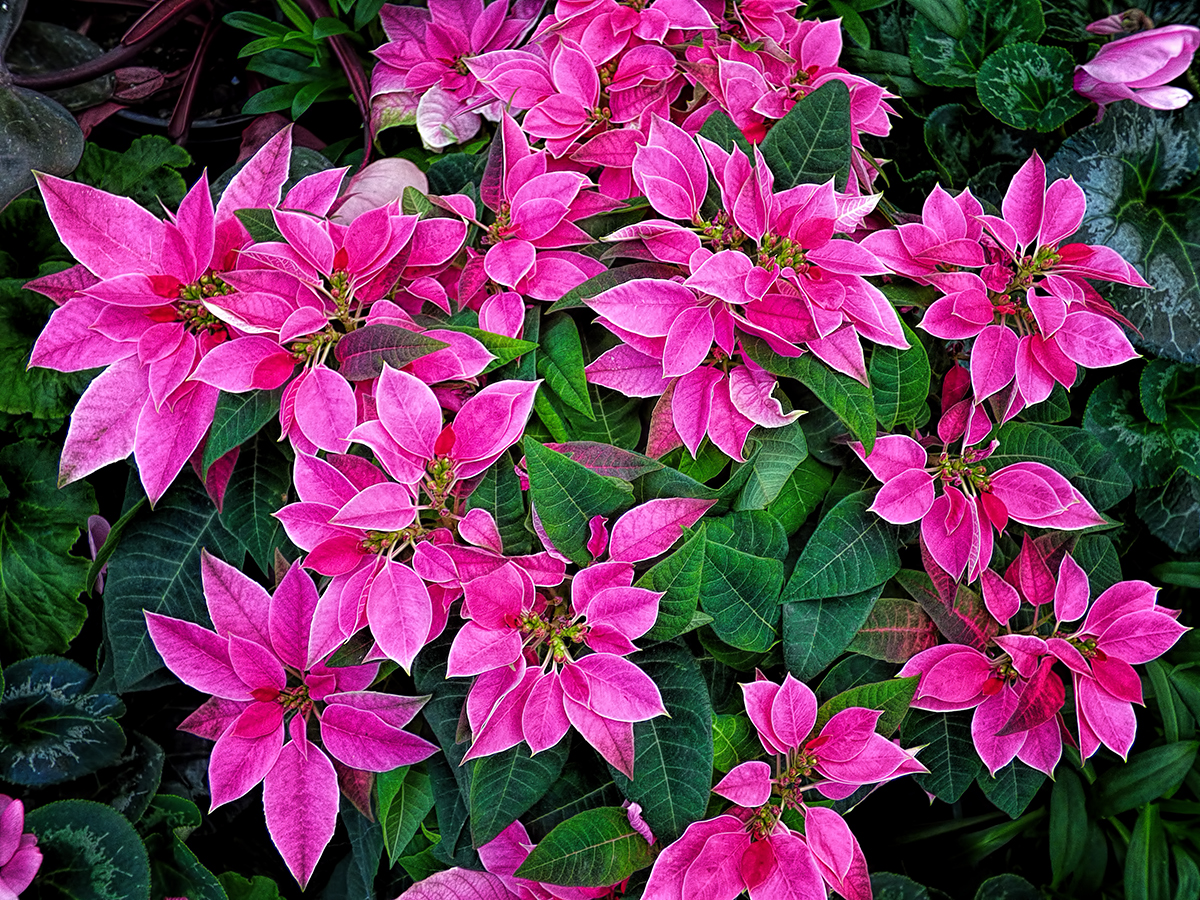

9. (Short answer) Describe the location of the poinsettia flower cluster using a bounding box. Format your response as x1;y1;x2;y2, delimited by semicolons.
900;537;1187;774
370;0;895;196
643;673;924;900
864;153;1146;422
853;369;1105;583
145;551;438;887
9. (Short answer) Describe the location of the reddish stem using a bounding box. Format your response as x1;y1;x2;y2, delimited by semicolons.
168;10;220;143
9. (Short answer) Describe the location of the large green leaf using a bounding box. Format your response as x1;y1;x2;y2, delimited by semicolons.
1043;424;1133;511
376;766;435;866
103;476;242;692
902;709;983;803
0;439;96;659
713;713;761;773
524;438;633;565
465;450;530;555
848;598;939;663
759;81;852;191
1125;804;1170;900
0;656;124;785
26;799;151;900
514;807;654;887
976;44;1087;132
735;421;809;511
1048;102;1200;365
334;324;450;381
766;456;834;535
977;760;1046;819
698;537;783;652
784;491;900;602
783;585;882;682
470;739;571;847
202;387;284;474
218;433;292;573
1049;769;1088;887
813;675;919;737
75;135;191;212
908;0;1045;87
870;321;930;430
743;337;877;452
639;529;706;642
1095;741;1199;816
537;313;593;418
610;644;713;845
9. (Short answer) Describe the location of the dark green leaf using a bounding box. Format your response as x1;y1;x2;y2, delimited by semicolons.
219;433;292;573
871;872;933;899
1049;768;1088;887
25;799;151;900
735;421;809;511
0;89;80;210
514;807;654;887
524;438;634;565
334;324;451;381
465;450;530;555
1072;534;1123;593
538;314;593;418
870;322;930;430
848;598;939;663
640;530;706;642
760;81;852;191
0;656;124;785
783;585;882;682
233;208;285;244
1096;741;1199;816
977;761;1045;820
743;337;877;452
470;739;570;847
784;491;900;601
902;709;983;803
432;325;539;375
1136;471;1200;554
0;439;96;659
908;0;1044;87
976;43;1088;132
713;713;760;773
426;153;487;195
1045;424;1134;511
766;456;833;535
698;109;753;157
974;874;1042;900
903;0;969;36
104;477;242;691
202;387;284;474
699;538;784;652
610;644;713;844
1126;804;1170;900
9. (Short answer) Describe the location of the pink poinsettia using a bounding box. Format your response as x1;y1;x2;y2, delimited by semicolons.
28;129;295;503
910;154;1146;416
0;795;41;900
144;551;437;887
853;430;1105;583
642;673;923;900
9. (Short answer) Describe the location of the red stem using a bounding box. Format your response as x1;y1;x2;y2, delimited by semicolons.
167;11;220;143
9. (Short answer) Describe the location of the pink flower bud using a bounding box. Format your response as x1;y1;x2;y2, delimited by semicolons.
1074;24;1200;117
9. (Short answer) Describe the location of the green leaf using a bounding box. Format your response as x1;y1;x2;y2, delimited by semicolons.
514;807;654;887
848;598;939;663
610;644;713;844
977;760;1046;819
104;476;242;691
870;322;930;430
465;450;530;555
813;675;919;737
432;325;539;375
0;656;124;785
1126;804;1171;900
783;585;882;682
640;529;707;642
26;799;151;900
74;135;191;211
202;387;284;474
713;713;761;772
766;456;833;535
470;739;571;847
784;491;900;602
1096;741;1200;816
524;438;634;566
1173;847;1200;900
974;874;1042;900
743;337;877;452
1084;378;1179;489
1049;769;1088;887
218;433;292;573
233;207;285;243
698;109;753;157
872;873;933;899
903;0;969;36
223;11;291;37
760;80;852;191
816;655;898;702
908;0;1044;87
334;324;451;381
1136;471;1200;554
426;152;487;196
537;314;593;418
1072;533;1122;593
902;709;983;803
0;277;95;424
976;43;1088;132
704;509;788;560
1048;102;1200;365
0;439;96;659
218;873;283;900
735;421;809;511
699;537;784;652
374;768;432;873
311;16;352;38
1045;424;1134;511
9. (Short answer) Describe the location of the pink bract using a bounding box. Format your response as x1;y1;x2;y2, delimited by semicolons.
0;796;41;900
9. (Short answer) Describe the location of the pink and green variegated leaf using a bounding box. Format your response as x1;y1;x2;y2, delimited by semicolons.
608;498;716;563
